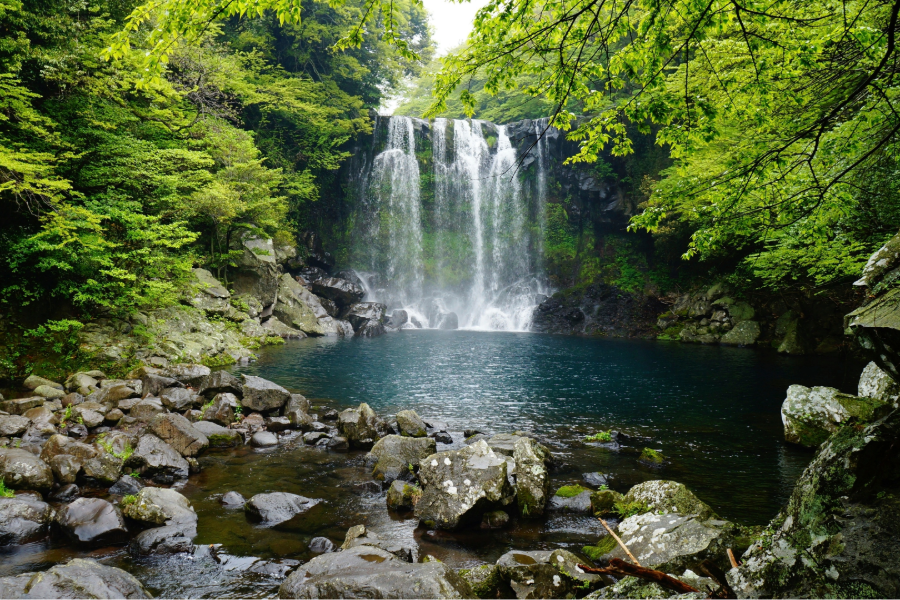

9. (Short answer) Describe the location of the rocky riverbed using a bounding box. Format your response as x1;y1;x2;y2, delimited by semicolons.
0;353;898;598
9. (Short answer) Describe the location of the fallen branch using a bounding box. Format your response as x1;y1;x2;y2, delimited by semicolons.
577;558;700;595
726;548;739;568
699;559;738;599
598;517;642;566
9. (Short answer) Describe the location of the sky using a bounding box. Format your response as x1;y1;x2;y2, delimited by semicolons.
422;0;490;56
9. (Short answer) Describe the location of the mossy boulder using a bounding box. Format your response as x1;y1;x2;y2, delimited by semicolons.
623;480;716;520
458;564;509;599
638;447;664;466
590;489;624;516
781;384;886;448
386;480;421;511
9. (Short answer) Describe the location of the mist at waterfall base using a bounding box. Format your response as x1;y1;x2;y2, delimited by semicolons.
350;116;551;332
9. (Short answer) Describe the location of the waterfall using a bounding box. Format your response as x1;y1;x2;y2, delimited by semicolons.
354;117;551;332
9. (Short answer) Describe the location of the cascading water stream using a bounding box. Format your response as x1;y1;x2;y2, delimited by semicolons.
354;116;551;331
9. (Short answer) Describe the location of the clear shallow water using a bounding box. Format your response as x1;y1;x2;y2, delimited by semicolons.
0;332;862;598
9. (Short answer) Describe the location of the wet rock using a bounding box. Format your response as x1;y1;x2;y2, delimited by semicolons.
164;363;211;388
0;415;30;437
50;483;80;502
583;472;610;488
266;416;293;432
109;475;144;496
104;409;124;425
514;437;551;518
149;413;209;457
0;495;54;544
202;392;237;426
309;536;335;554
126;434;190;480
347;302;387;330
548;485;594;513
311;277;365;306
356;319;386;337
623;480;716;520
130;397;166;421
720;320;761;346
33;385;66;400
303;431;327;445
251;431;278;447
589;489;624;517
40;436;95;467
326;436;349;451
340;524;417;562
497;549;605;599
481;510;509;529
386;480;422;511
0;448;53;491
222;491;245;506
279;544;472;599
386;309;409;328
241;375;292;412
160;387;196;411
245;492;319;525
396;409;427;437
56;498;128;546
285;394;310;415
0;397;44;415
193;421;243;447
286;409;314;431
65;372;100;394
338;402;389;449
122;487;196;526
781;384;886;448
130;521;197;555
459;564;509;599
415;440;514;530
728;407;900;598
81;451;123;485
485;433;528;456
2;558;151;598
61;392;84;408
858;361;900;405
24;375;63;391
367;435;436;483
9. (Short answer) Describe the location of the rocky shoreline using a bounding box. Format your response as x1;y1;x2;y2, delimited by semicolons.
0;350;898;598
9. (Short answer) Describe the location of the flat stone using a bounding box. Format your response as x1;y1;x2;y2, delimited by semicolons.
241;375;291;412
55;498;128;546
251;431;278;447
245;492;319;525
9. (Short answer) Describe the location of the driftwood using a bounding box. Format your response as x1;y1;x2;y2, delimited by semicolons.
699;559;738;599
598;517;642;566
577;559;700;595
726;548;739;568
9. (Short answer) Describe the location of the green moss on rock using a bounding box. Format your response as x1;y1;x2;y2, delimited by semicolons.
555;484;589;498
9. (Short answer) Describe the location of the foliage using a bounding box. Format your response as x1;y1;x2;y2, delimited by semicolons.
121;494;137;506
0;480;13;498
585;430;612;443
613;499;650;519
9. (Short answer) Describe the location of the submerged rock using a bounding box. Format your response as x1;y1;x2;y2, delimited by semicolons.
245;492;319;525
781;384;886;447
415;440;514;530
0;558;151;598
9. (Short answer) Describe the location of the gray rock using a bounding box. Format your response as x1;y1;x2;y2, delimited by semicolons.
356;319;386;337
222;491;245;506
858;361;900;405
251;431;278;447
338;402;388;449
141;373;182;398
497;549;605;599
193;420;243;447
367;435;436;483
65;372;100;393
266;416;293;432
347;303;387;330
308;536;335;554
285;393;310;415
40;435;96;464
33;385;66;400
199;370;243;398
0;495;53;544
24;375;63;391
5;558;150;598
311;277;365;306
241;375;291;412
781;384;886;448
126;434;190;480
719;320;761;346
164;363;211;388
0;397;43;415
278;544;472;599
130;397;166;421
583;472;610;488
415;440;514;529
129;521;197;555
340;524;417;562
437;312;459;330
80;452;123;485
728;407;900;598
160;387;196;411
50;483;80;502
0;448;53;491
548;488;593;513
303;431;328;445
193;267;230;298
386;310;409;328
485;433;527;456
396;409;427;437
244;492;319;525
286;408;314;430
623;480;717;520
149;413;209;457
49;455;80;484
513;437;551;518
202;392;237;426
109;475;144;496
56;498;128;546
386;480;422;511
0;415;30;437
121;487;196;526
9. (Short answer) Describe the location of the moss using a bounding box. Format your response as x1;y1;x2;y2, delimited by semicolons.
201;353;237;368
555;484;589;498
458;564;504;599
582;533;618;562
121;494;137;506
0;480;14;498
639;447;664;464
585;430;612;442
208;433;239;447
590;489;624;515
613;499;650;519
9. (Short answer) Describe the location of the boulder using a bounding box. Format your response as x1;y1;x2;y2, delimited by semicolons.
24;375;63;391
130;397;165;421
548;485;593;513
251;431;278;447
485;433;528;456
126;434;190;480
459;564;508;599
590;489;625;516
311;277;365;306
149;413;209;457
34;385;65;400
583;472;610;488
202;392;238;426
266;416;293;432
80;452;123;485
496;549;605;599
437;312;459;330
192;267;230;299
141;373;182;398
720;320;761;346
513;437;551;518
222;491;245;506
0;397;43;415
285;393;310;415
56;498;128;546
0;495;53;544
415;440;514;529
386;310;409;329
244;492;319;525
286;408;314;430
129;521;197;555
367;435;436;483
65;372;100;394
164;363;211;388
72;405;104;428
338;402;389;449
356;319;386;337
199;370;243;398
2;558;151;598
781;384;886;448
0;448;53;491
273;274;327;336
192;421;242;447
858;361;900;405
50;455;80;484
347;303;387;330
159;387;196;411
109;475;144;496
386;480;422;511
121;487;196;526
50;484;80;502
727;406;900;598
340;524;417;562
278;545;472;599
623;480;717;520
0;415;30;437
396;409;427;437
241;375;291;412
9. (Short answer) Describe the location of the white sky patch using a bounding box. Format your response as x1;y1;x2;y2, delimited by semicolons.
423;0;490;56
